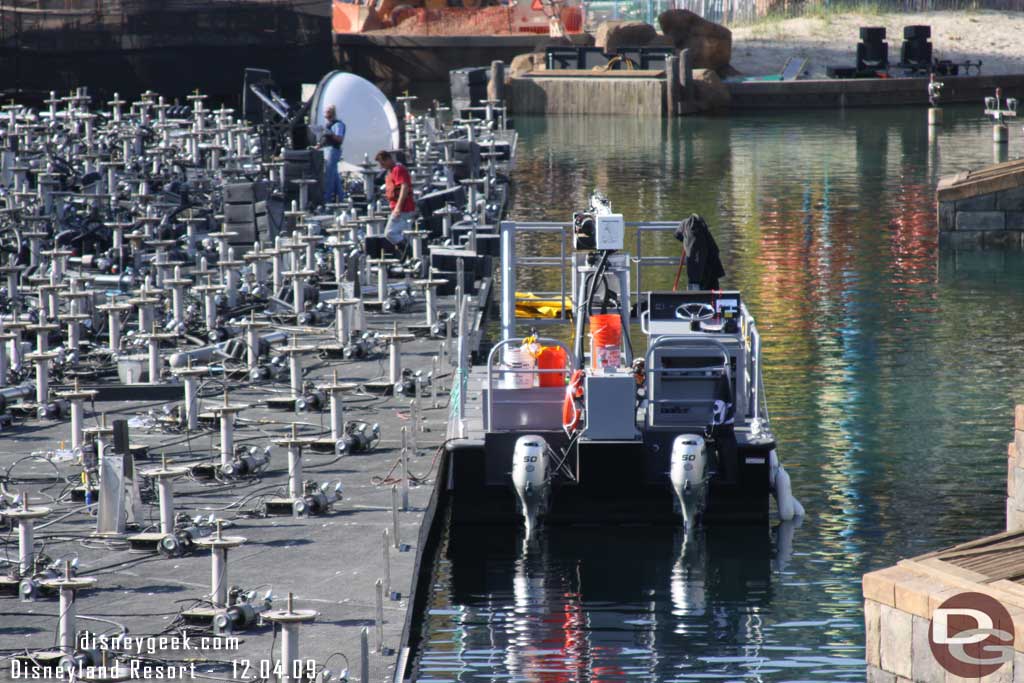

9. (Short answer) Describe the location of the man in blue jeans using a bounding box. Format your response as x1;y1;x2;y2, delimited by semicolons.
376;149;416;254
321;105;346;205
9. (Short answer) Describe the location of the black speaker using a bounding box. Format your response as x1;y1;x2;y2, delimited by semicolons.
465;234;500;257
859;26;886;42
452;140;480;182
112;419;130;455
450;67;489;117
899;25;932;70
431;269;477;296
856;41;889;71
903;24;930;40
365;235;389;259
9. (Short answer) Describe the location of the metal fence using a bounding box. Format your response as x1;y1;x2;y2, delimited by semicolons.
584;0;1024;28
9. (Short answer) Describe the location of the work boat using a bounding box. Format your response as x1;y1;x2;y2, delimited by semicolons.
446;193;803;535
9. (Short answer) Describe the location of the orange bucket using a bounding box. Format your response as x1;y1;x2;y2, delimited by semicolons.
536;345;568;387
589;313;622;370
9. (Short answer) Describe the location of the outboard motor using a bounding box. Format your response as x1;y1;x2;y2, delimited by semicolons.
512;435;550;538
670;435;708;529
769;449;804;520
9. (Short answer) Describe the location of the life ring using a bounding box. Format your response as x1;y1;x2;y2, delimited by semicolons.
562;370;585;434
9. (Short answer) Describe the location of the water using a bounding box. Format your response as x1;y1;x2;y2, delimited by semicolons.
412;107;1024;681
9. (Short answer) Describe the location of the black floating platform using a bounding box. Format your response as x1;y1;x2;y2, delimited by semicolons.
264;497;300;516
407;323;437;338
265;396;299;411
362;380;395;396
87;383;184;402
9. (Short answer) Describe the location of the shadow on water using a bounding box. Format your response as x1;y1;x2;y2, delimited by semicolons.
415;106;1024;680
414;520;865;682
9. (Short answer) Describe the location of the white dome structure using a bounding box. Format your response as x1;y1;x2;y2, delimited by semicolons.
308;71;400;166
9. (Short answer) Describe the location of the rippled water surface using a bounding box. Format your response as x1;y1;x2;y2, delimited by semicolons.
412;107;1024;681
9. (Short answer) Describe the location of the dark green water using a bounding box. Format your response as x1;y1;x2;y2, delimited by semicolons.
413;107;1024;681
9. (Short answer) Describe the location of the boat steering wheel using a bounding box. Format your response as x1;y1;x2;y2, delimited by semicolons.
675;302;716;322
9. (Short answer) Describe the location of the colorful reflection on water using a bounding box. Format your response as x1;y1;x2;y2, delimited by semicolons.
412;107;1024;681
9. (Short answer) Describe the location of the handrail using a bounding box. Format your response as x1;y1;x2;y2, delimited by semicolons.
500;219;755;339
749;321;760;421
485;337;576;431
501;221;692;337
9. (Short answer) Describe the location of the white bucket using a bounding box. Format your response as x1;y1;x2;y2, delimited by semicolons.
501;347;536;389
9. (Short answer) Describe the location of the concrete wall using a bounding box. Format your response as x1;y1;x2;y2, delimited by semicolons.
508;75;665;116
938;186;1024;249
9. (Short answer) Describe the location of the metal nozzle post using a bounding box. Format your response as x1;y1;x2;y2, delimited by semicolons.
17;516;34;576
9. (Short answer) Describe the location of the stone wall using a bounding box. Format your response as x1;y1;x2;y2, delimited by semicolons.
863;564;1024;682
938;187;1024;248
936;159;1024;249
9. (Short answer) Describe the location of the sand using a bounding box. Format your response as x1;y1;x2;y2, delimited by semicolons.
729;10;1024;78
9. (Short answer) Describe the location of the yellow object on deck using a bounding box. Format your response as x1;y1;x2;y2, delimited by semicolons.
515;292;572;319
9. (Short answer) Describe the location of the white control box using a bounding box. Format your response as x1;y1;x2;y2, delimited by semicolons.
583;371;639;441
595;213;625;251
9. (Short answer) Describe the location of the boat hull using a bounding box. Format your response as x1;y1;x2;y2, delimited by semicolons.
447;431;771;526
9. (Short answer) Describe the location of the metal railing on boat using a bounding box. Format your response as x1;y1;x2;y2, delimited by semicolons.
497;219;770;424
484;337;576;432
499;220;698;339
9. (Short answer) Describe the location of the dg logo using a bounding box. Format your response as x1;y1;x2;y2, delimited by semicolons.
929;592;1015;678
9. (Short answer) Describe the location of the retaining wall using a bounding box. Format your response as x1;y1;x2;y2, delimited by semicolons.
508;72;667;116
937;159;1024;248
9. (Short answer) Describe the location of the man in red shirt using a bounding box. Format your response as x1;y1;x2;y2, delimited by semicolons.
375;150;416;251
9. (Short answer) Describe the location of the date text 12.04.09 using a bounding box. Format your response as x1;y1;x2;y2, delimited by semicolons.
233;659;318;680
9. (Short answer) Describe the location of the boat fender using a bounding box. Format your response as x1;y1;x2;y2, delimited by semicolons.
562;369;585;434
769;449;805;520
